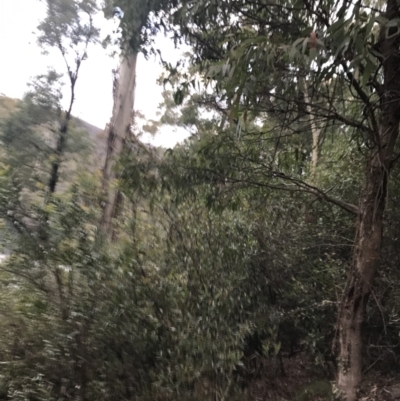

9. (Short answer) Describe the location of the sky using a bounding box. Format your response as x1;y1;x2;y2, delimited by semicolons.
0;0;189;148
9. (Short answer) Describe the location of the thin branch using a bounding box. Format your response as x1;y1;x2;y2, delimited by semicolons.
186;166;359;215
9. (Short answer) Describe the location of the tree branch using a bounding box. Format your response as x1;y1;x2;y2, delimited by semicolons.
186;166;359;215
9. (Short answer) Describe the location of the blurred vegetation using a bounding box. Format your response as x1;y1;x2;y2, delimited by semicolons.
1;0;400;401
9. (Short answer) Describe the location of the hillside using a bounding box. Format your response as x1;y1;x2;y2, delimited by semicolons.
0;95;104;138
0;97;19;119
76;118;103;139
0;95;107;166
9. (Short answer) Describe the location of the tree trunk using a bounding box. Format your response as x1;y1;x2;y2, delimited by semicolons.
48;119;70;194
48;80;76;194
300;78;319;179
101;52;137;237
337;152;387;400
337;2;400;397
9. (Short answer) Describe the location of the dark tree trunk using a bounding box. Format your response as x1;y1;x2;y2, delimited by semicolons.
337;1;400;398
338;154;388;400
48;79;75;194
48;119;69;194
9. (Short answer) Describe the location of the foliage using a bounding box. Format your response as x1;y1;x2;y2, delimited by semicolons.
2;0;400;400
102;0;179;53
37;0;99;61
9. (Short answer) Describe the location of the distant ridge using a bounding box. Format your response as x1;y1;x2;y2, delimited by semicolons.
75;118;104;139
0;95;104;138
0;95;108;167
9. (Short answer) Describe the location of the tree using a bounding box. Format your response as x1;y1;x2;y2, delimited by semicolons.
0;78;93;241
100;4;137;236
37;0;99;194
162;0;400;398
3;1;400;400
100;0;179;237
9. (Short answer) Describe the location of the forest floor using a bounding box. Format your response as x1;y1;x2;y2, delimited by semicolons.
242;354;400;401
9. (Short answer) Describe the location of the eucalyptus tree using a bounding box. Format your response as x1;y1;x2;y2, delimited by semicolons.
100;0;179;237
165;0;400;399
37;0;99;194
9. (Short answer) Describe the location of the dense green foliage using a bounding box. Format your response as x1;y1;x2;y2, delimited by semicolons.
1;0;400;400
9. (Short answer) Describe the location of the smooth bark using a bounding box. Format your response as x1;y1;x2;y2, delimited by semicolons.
300;78;320;178
101;52;138;237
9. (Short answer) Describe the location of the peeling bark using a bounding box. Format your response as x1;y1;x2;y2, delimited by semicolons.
337;152;388;400
337;1;400;398
101;52;137;237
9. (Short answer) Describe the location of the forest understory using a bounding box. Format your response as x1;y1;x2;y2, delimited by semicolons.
2;0;400;400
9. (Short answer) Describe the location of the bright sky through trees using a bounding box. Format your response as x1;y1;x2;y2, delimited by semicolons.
0;0;189;147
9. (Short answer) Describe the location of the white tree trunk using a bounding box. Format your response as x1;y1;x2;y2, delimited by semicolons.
300;78;319;179
101;52;138;237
